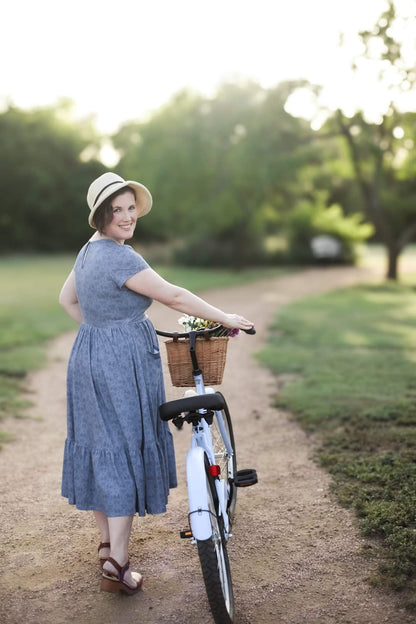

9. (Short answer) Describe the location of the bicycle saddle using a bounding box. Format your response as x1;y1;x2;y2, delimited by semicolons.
159;393;225;421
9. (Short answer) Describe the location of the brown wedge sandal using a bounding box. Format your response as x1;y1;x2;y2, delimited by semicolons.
101;557;143;595
98;542;111;569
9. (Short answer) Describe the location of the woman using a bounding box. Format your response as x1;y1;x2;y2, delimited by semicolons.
59;172;253;595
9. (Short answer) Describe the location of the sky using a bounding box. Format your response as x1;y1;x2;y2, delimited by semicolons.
2;0;415;146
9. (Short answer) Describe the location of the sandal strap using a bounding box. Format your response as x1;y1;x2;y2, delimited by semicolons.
106;557;130;581
98;542;111;553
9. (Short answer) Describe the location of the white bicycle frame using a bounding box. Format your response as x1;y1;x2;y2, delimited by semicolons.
185;372;234;542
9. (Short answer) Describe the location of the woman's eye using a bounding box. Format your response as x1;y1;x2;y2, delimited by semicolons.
129;206;136;211
113;207;121;213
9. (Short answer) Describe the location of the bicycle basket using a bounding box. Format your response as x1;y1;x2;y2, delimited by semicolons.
165;336;229;387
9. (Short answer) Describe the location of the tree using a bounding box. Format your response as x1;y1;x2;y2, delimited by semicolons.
113;81;322;267
0;101;106;252
329;1;416;279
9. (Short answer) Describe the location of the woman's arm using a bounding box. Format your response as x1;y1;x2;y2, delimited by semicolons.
59;270;83;324
125;268;253;330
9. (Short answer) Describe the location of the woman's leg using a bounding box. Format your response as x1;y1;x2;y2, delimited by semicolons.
93;510;111;560
103;515;141;588
107;515;133;564
94;510;110;542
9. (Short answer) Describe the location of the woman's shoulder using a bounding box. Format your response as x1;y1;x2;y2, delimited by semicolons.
121;244;149;270
109;242;147;264
99;241;149;272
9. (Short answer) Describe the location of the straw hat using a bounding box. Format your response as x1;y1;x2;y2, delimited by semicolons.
87;172;153;228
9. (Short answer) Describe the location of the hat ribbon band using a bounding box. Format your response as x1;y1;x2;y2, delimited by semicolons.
93;180;124;207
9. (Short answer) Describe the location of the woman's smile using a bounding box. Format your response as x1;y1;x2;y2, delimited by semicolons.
102;190;138;243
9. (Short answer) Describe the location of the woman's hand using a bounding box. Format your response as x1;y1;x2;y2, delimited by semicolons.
222;314;254;331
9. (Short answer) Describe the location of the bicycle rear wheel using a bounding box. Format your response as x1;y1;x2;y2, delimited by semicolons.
197;469;235;624
210;392;237;524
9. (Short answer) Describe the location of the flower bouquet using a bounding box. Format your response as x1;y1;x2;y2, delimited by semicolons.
177;315;240;338
165;316;237;387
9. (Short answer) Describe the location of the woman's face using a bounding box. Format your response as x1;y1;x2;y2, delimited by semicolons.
102;190;137;243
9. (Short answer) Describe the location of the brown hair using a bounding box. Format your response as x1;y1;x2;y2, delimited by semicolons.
92;186;137;233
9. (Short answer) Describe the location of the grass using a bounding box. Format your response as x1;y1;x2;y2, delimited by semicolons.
258;278;416;600
0;253;291;427
0;255;76;422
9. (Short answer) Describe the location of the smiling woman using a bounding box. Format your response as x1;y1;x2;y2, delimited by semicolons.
87;172;153;230
92;189;138;242
58;170;253;596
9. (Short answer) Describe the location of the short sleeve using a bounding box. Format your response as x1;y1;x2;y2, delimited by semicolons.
112;246;150;288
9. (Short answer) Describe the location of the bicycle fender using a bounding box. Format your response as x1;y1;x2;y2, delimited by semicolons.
186;446;212;541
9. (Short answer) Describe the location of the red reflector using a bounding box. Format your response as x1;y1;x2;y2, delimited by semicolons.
209;465;221;477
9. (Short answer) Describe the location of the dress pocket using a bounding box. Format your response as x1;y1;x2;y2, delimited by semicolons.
142;319;160;356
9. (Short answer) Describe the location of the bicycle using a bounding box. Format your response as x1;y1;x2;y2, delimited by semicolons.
156;324;258;624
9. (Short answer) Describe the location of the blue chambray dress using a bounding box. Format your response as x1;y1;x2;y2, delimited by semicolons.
61;239;177;517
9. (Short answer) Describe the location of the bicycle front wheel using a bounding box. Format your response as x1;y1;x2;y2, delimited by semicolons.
210;392;237;524
197;469;235;624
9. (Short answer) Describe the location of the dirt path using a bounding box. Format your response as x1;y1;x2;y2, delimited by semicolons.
1;265;414;624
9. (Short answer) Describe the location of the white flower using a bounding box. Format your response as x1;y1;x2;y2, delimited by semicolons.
178;314;206;331
178;314;196;331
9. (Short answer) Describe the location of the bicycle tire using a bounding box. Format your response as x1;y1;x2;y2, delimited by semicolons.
210;392;237;524
197;468;235;624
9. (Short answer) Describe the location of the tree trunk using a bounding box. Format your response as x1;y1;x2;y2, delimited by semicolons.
386;244;400;280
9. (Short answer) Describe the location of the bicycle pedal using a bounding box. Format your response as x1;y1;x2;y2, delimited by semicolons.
180;529;193;539
235;468;258;487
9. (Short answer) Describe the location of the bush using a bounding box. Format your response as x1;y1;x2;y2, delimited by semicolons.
173;229;268;268
285;199;374;264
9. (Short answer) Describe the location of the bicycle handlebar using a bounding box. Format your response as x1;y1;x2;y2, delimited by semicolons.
155;324;256;338
244;326;256;335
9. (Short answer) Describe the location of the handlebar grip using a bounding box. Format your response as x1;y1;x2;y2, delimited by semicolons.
243;326;256;335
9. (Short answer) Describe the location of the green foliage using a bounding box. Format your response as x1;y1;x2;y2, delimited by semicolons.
2;25;416;279
318;2;416;279
285;196;373;264
174;228;268;267
0;101;106;252
258;280;416;594
114;81;324;267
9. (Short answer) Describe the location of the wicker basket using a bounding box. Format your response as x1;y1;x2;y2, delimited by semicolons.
165;336;229;387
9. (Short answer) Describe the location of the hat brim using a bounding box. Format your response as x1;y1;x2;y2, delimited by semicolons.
88;180;152;228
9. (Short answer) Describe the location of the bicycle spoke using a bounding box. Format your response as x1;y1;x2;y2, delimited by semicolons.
197;471;235;624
